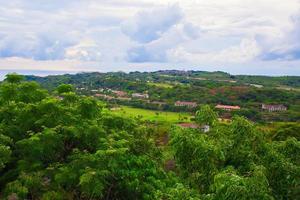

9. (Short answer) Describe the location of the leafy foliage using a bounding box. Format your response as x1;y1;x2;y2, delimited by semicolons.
195;104;218;126
0;74;299;199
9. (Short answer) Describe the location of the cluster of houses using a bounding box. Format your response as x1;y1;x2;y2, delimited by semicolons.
175;103;287;132
214;103;287;112
174;101;242;111
261;104;287;112
111;90;127;97
92;89;154;104
90;88;288;113
173;101;287;112
93;89;149;100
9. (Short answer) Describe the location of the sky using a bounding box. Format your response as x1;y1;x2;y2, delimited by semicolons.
0;0;300;75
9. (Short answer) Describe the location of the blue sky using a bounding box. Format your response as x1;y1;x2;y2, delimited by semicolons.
0;0;300;75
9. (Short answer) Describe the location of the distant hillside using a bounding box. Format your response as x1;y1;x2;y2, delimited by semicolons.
25;70;300;89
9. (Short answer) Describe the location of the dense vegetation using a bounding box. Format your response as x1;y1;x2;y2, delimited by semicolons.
26;71;300;122
0;74;299;199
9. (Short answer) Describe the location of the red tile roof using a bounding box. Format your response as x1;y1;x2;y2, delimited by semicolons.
177;123;199;129
215;104;240;110
262;104;287;111
175;101;197;107
112;90;127;97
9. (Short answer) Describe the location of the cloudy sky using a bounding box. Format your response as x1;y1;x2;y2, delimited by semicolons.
0;0;300;75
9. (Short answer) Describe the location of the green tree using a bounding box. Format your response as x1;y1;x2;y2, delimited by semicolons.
0;134;12;170
226;116;262;172
56;84;74;94
41;191;63;200
17;81;48;103
171;128;225;191
5;73;24;84
0;83;18;103
210;166;274;200
78;97;101;119
3;181;28;199
195;105;218;126
261;140;300;199
0;144;11;170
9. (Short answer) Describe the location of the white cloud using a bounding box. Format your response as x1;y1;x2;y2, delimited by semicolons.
0;0;299;74
126;23;200;62
121;4;183;43
65;39;102;61
257;10;300;60
168;38;261;63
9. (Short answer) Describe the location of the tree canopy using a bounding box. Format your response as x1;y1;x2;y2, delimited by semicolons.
0;75;299;199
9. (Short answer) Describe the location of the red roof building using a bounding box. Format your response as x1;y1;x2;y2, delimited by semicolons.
175;101;197;108
132;93;149;99
94;93;105;97
177;123;210;132
262;104;287;112
112;90;127;97
215;104;240;111
151;101;167;106
94;94;114;100
177;123;199;129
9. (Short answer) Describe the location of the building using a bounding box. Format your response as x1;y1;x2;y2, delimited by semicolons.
177;123;199;129
112;90;127;97
250;84;263;88
175;101;197;108
94;93;105;97
94;94;114;100
117;97;131;101
151;101;167;106
262;104;287;112
177;123;210;133
202;125;210;133
215;104;240;111
132;93;149;99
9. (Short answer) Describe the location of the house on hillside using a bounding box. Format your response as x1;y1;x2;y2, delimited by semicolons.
132;93;149;99
94;94;114;100
250;84;263;88
215;104;240;111
177;123;199;129
151;101;167;106
175;101;197;108
94;93;105;97
262;104;287;112
117;97;131;101
112;90;127;97
177;123;210;132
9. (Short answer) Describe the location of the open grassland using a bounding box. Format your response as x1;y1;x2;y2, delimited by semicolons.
276;86;300;91
113;106;191;124
147;82;174;88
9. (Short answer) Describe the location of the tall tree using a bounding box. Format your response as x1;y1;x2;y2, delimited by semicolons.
5;73;24;84
195;105;218;126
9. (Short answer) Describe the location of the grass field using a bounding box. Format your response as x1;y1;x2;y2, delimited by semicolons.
147;82;174;88
113;106;191;123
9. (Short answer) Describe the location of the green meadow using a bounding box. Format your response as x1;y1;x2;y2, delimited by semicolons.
113;106;191;123
147;82;174;88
